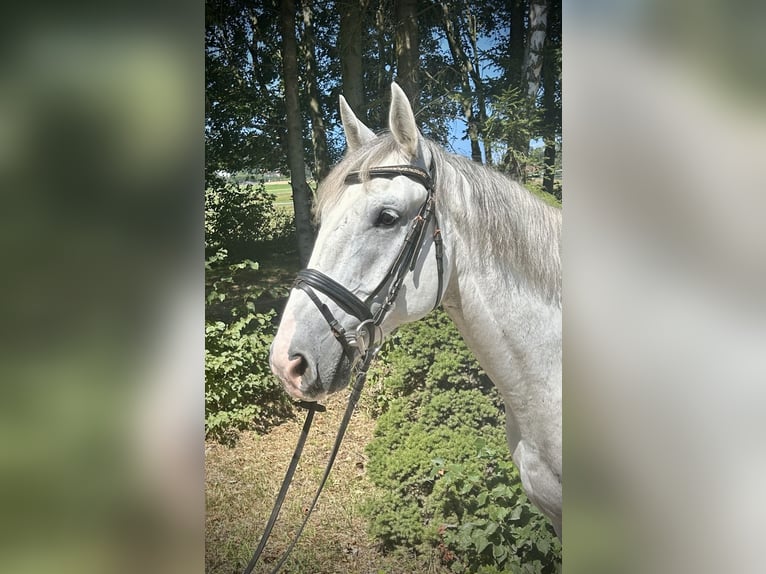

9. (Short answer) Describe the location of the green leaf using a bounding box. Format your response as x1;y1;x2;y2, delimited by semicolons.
472;532;490;554
492;543;508;564
536;537;550;554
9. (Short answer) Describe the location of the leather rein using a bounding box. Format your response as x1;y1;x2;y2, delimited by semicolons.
242;164;443;573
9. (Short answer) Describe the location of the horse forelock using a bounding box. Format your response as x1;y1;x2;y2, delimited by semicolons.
313;134;403;223
314;134;561;304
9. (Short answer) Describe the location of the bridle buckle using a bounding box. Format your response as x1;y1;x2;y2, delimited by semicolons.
354;319;383;356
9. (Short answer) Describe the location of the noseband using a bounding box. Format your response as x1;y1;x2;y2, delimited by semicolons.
293;163;444;358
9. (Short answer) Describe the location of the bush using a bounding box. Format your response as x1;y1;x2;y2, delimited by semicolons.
363;311;561;572
364;310;497;416
432;443;561;573
205;178;294;260
205;252;292;444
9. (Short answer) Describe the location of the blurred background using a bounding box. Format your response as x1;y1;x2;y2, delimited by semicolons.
0;2;203;574
0;0;764;573
565;1;766;573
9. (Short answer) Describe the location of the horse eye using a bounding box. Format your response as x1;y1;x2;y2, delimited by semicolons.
375;209;399;227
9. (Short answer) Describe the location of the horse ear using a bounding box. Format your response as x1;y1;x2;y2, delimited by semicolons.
339;95;375;152
388;82;420;158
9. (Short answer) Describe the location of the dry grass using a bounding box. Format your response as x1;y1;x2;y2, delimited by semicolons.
205;390;449;574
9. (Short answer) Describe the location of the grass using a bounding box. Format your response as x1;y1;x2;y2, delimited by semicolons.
264;181;319;213
265;181;294;210
524;178;562;208
205;391;450;574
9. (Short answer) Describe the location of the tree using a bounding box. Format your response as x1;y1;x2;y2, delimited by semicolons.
394;0;420;108
541;0;561;198
361;0;395;131
522;0;548;100
439;1;483;163
204;0;563;261
281;0;315;265
466;6;493;165
300;0;331;181
205;0;285;184
339;0;365;117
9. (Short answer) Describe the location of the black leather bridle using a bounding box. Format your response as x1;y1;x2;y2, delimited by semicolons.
242;163;444;574
294;163;444;360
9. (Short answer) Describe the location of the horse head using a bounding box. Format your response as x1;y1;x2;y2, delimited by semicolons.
269;83;452;402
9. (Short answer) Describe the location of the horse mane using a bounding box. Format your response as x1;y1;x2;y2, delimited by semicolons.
315;134;561;305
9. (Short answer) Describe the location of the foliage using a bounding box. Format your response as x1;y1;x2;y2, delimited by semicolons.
205;0;562;180
365;310;496;416
432;444;561;573
363;386;503;546
205;251;292;444
524;178;563;209
205;178;295;260
484;87;541;171
205;0;286;180
363;311;561;572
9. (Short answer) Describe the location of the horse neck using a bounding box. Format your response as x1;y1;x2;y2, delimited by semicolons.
439;166;562;435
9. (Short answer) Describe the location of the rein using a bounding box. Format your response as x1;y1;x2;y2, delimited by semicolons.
242;164;443;573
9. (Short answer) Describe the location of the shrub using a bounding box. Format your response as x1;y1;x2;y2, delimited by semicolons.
205;178;294;260
363;311;561;572
364;310;497;417
205;252;292;443
432;443;561;573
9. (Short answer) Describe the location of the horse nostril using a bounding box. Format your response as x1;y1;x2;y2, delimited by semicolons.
288;353;308;378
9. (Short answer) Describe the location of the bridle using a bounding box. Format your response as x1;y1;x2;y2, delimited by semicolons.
294;163;444;360
242;163;444;574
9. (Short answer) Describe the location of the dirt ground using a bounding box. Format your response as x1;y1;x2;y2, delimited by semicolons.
205;390;447;574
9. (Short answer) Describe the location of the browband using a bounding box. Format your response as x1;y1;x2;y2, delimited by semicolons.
344;165;433;191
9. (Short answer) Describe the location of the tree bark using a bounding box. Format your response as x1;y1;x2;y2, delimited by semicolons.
504;0;549;182
280;0;315;266
372;2;391;129
522;0;548;100
509;0;525;79
339;0;365;117
300;0;331;182
541;24;557;198
466;9;490;165
394;0;419;110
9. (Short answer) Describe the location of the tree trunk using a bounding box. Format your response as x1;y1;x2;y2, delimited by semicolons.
339;0;365;117
522;0;548;100
509;0;525;78
372;2;390;129
394;0;419;110
504;0;548;182
440;3;482;163
541;25;557;198
504;0;528;181
543;139;557;198
280;0;314;266
301;0;331;182
467;9;491;165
